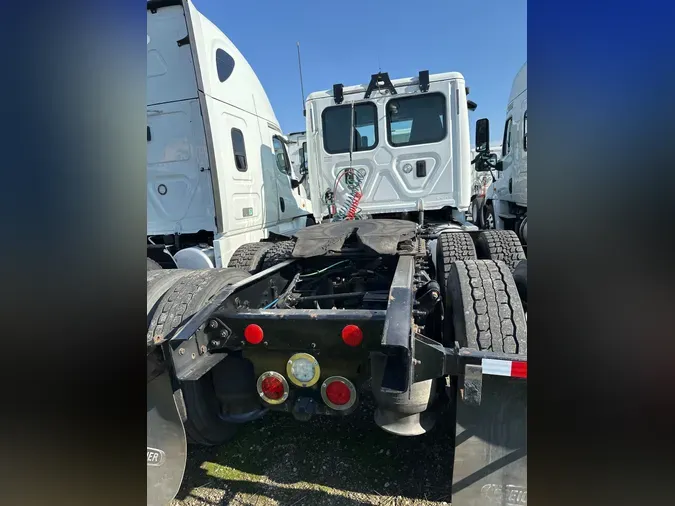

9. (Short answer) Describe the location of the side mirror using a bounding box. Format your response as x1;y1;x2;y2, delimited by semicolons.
473;152;498;173
475;118;490;154
275;152;286;171
495;160;503;171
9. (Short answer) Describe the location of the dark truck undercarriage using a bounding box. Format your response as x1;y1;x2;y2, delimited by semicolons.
147;219;527;506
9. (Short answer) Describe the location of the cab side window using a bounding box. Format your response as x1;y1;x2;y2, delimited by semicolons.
272;136;291;175
502;117;513;157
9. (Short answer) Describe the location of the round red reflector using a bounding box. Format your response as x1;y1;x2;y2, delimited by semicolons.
260;376;284;400
325;381;351;406
244;324;264;344
341;324;363;346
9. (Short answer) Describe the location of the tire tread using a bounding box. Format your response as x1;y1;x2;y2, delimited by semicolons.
448;260;526;355
475;230;526;270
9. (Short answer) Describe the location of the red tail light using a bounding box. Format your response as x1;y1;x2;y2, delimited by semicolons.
256;372;289;404
321;376;357;411
341;324;363;347
244;324;264;344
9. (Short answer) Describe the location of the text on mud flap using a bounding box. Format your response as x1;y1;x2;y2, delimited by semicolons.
481;484;527;505
147;447;166;467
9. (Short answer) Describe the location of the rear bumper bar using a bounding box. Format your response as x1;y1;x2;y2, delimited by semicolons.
155;256;526;398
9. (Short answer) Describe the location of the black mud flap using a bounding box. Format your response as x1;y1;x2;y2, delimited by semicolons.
451;374;527;505
147;370;187;506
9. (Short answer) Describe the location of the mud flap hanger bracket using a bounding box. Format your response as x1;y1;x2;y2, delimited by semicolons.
165;260;296;382
413;334;527;405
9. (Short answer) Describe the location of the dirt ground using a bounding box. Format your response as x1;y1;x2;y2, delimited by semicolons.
171;394;457;506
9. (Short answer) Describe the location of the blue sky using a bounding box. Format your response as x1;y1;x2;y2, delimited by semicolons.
194;0;526;144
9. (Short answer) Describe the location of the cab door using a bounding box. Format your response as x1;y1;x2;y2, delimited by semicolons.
272;135;305;223
494;116;514;201
511;98;527;206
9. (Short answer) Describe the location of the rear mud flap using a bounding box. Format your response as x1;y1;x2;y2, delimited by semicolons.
451;375;527;505
147;370;187;506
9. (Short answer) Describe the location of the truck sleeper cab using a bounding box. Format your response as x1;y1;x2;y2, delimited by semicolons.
146;0;311;271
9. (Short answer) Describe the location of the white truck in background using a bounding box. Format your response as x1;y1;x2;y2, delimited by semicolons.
286;130;311;198
305;71;479;228
472;62;527;245
146;0;312;272
469;143;501;226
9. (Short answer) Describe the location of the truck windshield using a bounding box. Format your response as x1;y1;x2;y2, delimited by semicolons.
387;93;446;147
322;103;378;154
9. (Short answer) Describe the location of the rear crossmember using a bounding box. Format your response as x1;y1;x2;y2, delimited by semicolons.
151;257;526;406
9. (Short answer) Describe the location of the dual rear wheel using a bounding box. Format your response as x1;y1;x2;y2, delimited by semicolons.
435;230;527;355
147;268;252;446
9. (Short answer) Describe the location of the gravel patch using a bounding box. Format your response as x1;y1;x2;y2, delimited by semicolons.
171;394;455;506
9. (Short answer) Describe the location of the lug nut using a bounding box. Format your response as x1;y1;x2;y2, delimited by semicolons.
209;320;218;329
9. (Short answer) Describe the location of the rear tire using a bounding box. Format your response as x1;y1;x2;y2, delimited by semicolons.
147;257;162;271
147;268;251;446
436;232;477;299
227;242;274;273
475;230;526;271
447;260;526;355
147;269;192;323
260;240;296;271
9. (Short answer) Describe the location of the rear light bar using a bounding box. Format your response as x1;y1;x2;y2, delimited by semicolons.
481;359;527;379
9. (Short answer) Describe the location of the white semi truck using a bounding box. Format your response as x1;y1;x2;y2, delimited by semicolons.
146;0;312;273
146;66;528;505
472;62;527;245
305;71;477;228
